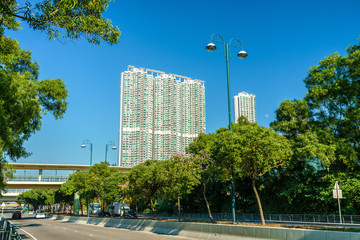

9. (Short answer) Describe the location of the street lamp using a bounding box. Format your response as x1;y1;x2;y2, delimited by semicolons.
105;141;117;164
81;139;93;217
81;139;93;166
206;33;247;223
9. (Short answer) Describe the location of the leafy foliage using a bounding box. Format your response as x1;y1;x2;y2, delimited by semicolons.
303;39;360;167
169;152;215;221
0;35;68;161
128;160;168;219
0;0;121;44
211;117;292;224
18;189;55;209
268;39;360;214
0;0;120;188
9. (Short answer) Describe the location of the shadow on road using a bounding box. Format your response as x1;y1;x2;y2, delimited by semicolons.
18;233;32;239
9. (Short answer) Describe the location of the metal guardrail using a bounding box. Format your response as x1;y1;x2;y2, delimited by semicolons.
8;175;68;182
0;217;21;240
139;213;360;225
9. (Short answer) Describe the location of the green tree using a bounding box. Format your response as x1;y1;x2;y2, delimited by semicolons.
170;151;216;222
54;189;74;212
0;35;68;162
128;160;168;219
0;0;121;187
103;171;128;214
60;171;89;213
212;118;292;225
271;99;336;168
268;39;360;214
18;189;55;210
88;162;116;205
269;100;338;213
162;158;200;221
302;39;360;168
0;0;121;45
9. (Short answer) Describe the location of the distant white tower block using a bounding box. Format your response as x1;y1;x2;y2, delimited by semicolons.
118;66;206;167
234;92;256;123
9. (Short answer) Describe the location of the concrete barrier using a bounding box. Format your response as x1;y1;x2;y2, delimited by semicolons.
50;215;360;239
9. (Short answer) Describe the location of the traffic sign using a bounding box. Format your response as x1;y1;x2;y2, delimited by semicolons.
333;189;343;199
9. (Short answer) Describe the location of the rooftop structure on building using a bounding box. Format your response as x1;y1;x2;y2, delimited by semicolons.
118;66;206;167
234;91;256;123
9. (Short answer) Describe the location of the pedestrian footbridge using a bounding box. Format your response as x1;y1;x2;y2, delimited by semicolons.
1;163;131;201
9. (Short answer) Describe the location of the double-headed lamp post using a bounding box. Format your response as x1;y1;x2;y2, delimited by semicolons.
81;139;93;217
105;141;117;164
206;33;248;223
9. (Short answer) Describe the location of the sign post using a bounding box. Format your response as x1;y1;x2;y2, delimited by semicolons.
1;202;5;217
333;181;343;223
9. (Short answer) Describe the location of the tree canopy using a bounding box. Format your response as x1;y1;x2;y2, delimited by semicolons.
0;0;121;164
272;39;360;171
211;117;292;225
0;35;68;161
0;0;121;44
267;39;360;214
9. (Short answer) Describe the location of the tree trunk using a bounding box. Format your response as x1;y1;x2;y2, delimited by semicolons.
177;195;181;221
202;182;213;222
150;197;156;219
102;197;105;216
80;201;83;216
135;199;138;216
122;199;126;219
252;180;265;225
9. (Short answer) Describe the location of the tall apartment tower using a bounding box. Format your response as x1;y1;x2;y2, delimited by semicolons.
118;66;206;167
234;92;256;123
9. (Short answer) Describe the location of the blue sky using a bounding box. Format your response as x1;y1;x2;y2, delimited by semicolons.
6;0;360;167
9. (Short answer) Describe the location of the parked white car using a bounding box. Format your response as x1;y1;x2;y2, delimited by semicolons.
35;209;46;219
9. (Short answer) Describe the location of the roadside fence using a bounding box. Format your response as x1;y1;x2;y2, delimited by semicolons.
0;217;22;240
139;212;360;225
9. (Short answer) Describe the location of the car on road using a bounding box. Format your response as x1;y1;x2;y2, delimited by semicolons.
12;211;21;219
35;209;46;219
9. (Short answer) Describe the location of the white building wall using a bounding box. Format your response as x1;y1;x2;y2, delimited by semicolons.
234;91;256;123
118;66;206;167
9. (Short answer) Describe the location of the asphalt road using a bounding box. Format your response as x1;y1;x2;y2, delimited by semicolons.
5;213;196;240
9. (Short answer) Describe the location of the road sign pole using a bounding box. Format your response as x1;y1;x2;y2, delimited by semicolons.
333;181;342;224
337;188;342;224
1;202;5;217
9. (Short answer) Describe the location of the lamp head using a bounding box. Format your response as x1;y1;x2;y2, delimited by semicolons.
206;42;216;52
112;146;117;150
81;144;86;148
237;50;248;59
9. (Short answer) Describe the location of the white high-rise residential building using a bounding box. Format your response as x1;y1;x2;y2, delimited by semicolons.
118;66;206;167
234;91;256;123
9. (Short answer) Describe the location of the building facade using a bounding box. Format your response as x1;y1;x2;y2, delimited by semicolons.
118;66;206;167
234;91;256;123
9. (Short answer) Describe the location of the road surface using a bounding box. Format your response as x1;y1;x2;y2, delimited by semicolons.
5;213;196;240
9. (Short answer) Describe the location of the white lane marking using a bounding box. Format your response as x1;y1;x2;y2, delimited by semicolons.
89;234;94;237
14;226;38;240
75;230;78;232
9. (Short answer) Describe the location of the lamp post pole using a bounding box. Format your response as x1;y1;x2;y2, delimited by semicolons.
225;43;232;131
105;141;117;164
81;139;93;217
206;33;247;224
103;141;116;215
